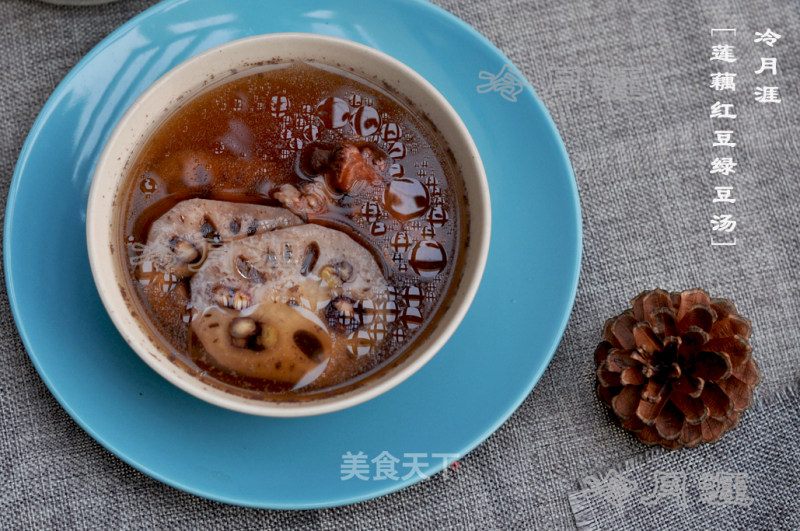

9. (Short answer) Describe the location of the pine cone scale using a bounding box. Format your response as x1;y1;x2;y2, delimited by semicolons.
706;336;750;366
701;382;734;420
680;422;703;447
723;379;751;411
669;390;707;424
731;358;760;386
654;401;683;440
606;348;636;372
632;322;662;354
677;305;716;335
672;373;703;396
621;416;644;432
611;385;641;420
677;327;708;358
598;384;617;408
594;341;611;365
612;314;638;350
641;379;667;403
710;315;751;339
642;290;670;320
649;307;677;336
676;289;711;321
636;393;667;425
693;351;732;381
597;360;621;387
710;298;737;320
620;366;645;386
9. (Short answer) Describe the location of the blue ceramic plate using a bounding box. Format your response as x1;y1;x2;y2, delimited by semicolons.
4;0;580;508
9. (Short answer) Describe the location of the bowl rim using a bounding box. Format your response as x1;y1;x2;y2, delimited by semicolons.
86;32;491;417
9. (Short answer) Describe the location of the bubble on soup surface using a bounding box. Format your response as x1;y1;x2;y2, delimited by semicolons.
325;296;363;334
303;124;320;141
270;95;291;118
360;299;376;325
401;307;423;329
370;221;386;236
140;175;158;194
381;122;402;142
351;105;381;137
316;97;350;129
425;175;442;196
403;285;424;307
369;321;387;343
376;299;398;323
384;177;430;221
391;251;405;269
349;93;363;107
387;142;405;159
390;231;413;255
347;329;374;358
426;204;448;226
360;201;381;223
392;327;406;342
409;240;447;278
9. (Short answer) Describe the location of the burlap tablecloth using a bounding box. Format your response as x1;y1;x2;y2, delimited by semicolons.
1;0;798;528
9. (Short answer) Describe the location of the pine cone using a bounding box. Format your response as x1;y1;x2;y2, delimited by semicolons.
595;289;760;449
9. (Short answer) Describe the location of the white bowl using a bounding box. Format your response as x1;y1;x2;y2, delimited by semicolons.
87;33;490;417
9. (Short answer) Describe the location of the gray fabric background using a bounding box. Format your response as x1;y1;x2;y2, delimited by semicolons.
568;381;800;531
1;0;798;529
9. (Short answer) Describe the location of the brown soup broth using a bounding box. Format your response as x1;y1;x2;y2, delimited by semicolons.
120;62;467;399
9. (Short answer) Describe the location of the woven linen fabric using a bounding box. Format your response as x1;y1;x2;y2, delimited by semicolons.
568;380;800;531
1;0;798;529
